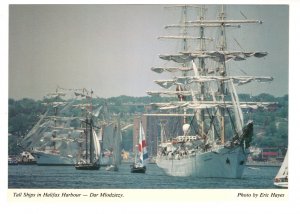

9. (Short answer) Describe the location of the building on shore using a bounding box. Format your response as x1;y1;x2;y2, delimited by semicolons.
133;114;184;158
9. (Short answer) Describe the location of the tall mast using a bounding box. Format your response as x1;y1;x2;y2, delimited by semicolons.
89;118;93;164
85;118;88;161
198;5;207;138
219;5;227;145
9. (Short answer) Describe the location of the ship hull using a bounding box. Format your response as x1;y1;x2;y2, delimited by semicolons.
274;182;288;188
156;145;247;178
130;165;146;173
75;163;100;170
33;151;76;166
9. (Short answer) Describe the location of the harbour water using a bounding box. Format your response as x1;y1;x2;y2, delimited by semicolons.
8;163;280;189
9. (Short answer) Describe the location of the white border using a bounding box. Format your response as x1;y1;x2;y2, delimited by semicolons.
2;0;299;213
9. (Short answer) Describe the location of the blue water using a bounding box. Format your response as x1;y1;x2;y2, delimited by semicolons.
8;163;280;189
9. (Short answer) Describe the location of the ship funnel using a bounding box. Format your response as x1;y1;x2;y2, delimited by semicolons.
182;124;190;135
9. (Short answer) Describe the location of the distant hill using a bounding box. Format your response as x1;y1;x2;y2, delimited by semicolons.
8;94;288;155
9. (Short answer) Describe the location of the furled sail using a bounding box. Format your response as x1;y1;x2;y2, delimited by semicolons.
153;75;273;89
152;67;219;74
165;23;242;28
185;19;263;24
151;67;193;73
151;101;276;110
147;90;200;97
159;51;268;63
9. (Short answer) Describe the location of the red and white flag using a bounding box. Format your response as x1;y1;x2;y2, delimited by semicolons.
138;122;148;163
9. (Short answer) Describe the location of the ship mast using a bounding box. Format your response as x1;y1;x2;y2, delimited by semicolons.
219;5;227;145
197;5;207;139
147;5;274;147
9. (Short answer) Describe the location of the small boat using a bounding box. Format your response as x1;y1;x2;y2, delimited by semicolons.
17;151;37;165
130;162;146;173
75;161;100;170
274;150;288;188
105;121;122;172
8;157;18;165
130;121;148;173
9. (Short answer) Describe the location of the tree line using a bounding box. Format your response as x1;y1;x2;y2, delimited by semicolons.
8;93;288;155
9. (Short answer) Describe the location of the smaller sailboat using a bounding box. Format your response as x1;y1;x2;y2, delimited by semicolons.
105;120;122;171
130;122;148;173
274;150;288;188
105;151;118;171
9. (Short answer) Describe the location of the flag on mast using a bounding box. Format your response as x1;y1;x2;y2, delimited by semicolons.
138;122;148;163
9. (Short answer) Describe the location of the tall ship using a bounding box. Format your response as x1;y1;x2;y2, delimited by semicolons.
20;88;82;166
146;5;274;178
19;87;121;166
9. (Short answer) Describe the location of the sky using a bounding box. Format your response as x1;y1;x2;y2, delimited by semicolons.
8;4;289;100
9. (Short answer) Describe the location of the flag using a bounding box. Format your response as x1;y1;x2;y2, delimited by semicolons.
138;122;148;163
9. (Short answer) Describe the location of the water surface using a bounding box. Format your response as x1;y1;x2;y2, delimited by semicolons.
8;163;280;189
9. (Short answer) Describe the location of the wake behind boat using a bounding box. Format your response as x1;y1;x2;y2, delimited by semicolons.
146;5;275;178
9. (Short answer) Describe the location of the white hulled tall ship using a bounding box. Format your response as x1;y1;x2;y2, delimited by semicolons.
146;5;275;178
19;87;120;166
21;88;82;166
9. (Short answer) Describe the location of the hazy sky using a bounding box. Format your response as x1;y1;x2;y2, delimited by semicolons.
9;4;289;100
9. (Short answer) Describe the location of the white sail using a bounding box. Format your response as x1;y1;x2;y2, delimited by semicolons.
20;110;50;148
92;129;101;160
228;79;244;135
113;119;122;165
276;151;288;179
274;150;288;188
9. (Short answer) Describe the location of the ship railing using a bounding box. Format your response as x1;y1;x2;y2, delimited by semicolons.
175;135;198;142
